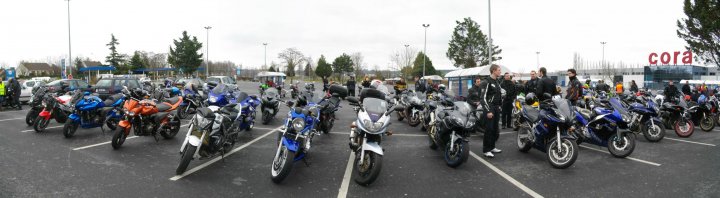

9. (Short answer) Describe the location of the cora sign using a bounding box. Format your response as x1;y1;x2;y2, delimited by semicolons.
648;51;692;65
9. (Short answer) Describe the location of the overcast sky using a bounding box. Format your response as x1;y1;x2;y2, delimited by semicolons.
0;0;697;73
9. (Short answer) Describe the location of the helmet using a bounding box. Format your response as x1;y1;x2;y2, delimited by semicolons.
698;94;707;104
170;87;180;96
525;93;537;105
438;84;446;92
370;80;383;89
684;95;691;101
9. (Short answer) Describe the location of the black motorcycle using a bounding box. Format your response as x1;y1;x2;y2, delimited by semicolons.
691;95;715;132
403;90;424;127
26;86;48;126
316;85;346;133
659;97;695;137
290;84;299;99
427;97;474;167
261;87;281;125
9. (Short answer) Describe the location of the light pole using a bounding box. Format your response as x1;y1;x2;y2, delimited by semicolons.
487;0;493;66
422;24;429;77
600;41;607;70
204;26;212;77
536;51;540;70
263;43;268;68
65;0;71;79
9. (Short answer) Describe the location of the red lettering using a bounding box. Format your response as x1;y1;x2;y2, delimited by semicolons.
682;51;693;64
649;53;658;65
660;52;671;64
673;51;680;65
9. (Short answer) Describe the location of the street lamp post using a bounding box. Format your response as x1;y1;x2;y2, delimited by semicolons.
422;24;429;77
536;51;540;70
487;0;493;66
204;26;212;77
65;0;71;79
263;43;268;68
600;41;607;70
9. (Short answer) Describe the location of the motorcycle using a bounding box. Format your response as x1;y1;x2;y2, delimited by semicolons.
26;86;48;126
33;90;82;132
516;94;579;169
574;97;636;158
261;88;281;125
178;83;204;119
176;104;246;175
692;94;715;132
316;85;346;133
345;85;401;186
659;96;695;137
63;92;125;138
206;82;239;107
290;84;299;99
270;90;333;183
111;88;183;149
624;94;665;142
427;97;475;167
403;90;424;127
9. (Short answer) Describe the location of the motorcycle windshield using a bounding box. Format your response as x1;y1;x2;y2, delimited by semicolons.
363;98;387;122
610;97;630;116
265;88;278;98
453;101;472;116
678;98;688;108
212;83;228;95
552;97;574;121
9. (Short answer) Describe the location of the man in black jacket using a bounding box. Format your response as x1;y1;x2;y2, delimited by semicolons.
682;81;691;96
535;67;557;100
468;77;483;108
346;77;356;97
665;81;680;103
526;70;538;94
565;69;582;105
479;65;503;158
501;73;516;129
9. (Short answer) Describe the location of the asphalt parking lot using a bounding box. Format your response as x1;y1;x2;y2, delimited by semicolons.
2;81;720;197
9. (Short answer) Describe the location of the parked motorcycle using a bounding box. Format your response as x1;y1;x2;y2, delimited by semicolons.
574;97;636;158
261;88;281;125
427;97;475;167
316;84;346;133
33;90;82;132
624;94;665;142
111;88;183;149
345;85;401;185
206;82;239;107
403;90;424;127
516;94;579;169
178;83;204;119
176;104;245;175
692;95;715;132
290;83;299;99
659;96;695;137
63;92;125;138
26;86;48;126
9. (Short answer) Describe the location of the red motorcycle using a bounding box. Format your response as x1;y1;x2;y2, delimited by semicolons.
33;91;82;132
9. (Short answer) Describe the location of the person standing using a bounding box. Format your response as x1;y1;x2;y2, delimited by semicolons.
479;65;503;158
322;76;329;92
630;80;639;93
535;67;557;100
361;76;371;88
414;76;426;93
9;78;20;110
665;81;680;103
682;81;691;96
501;73;516;129
0;80;5;111
615;82;624;95
468;77;483;109
346;76;356;97
565;69;582;105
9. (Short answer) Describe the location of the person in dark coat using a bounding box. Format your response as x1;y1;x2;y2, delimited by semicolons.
535;67;557;101
8;78;21;109
346;76;356;97
479;65;503;158
501;73;516;129
665;81;680;103
525;70;538;95
565;69;582;105
630;80;639;93
414;76;426;93
361;77;371;88
322;77;329;92
682;81;691;96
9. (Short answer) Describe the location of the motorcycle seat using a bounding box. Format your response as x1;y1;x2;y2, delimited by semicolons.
152;112;170;123
157;103;172;112
164;96;181;105
522;105;540;123
103;99;115;107
198;107;215;119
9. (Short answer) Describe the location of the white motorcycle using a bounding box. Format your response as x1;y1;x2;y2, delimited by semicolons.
346;85;403;186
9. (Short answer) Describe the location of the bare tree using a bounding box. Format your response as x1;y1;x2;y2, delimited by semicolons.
350;52;365;78
277;48;305;79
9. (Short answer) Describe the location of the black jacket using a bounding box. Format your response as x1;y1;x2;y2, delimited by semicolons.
630;84;639;93
535;76;557;100
479;77;502;111
526;78;538;94
501;79;516;104
467;84;483;107
346;80;356;90
565;76;582;102
361;80;371;88
665;85;680;101
682;84;691;96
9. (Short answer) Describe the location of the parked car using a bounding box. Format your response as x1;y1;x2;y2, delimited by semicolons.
176;78;206;92
44;79;91;93
21;80;46;104
93;77;143;100
205;76;237;90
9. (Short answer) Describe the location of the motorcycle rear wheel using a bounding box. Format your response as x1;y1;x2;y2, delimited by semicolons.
177;105;188;119
270;144;294;184
176;145;197;175
700;116;715;132
33;116;50;133
608;133;635;158
160;117;181;139
546;138;578;169
62;121;79;138
674;119;694;137
444;139;469;168
353;152;383;186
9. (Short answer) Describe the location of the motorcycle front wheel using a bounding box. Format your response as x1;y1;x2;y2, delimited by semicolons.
700;115;715;132
408;111;421;127
353;151;383;186
26;109;38;126
546;138;578;169
176;144;197;175
111;127;129;149
608;133;636;158
641;122;665;142
62;121;79;138
444;139;469;168
33;116;50;133
262;110;272;125
270;143;294;184
674;119;694;137
517;126;532;152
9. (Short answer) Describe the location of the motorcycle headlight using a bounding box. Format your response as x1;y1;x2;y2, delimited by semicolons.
292;118;305;131
209;96;218;103
621;114;630;123
362;119;384;132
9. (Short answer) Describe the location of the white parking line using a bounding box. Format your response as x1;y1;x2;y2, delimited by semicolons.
72;123;191;151
578;145;662;166
169;126;282;181
336;152;355;198
0;117;23;122
470;151;544;198
665;137;716;147
21;125;63;132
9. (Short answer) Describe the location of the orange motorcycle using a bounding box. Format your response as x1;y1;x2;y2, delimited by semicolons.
112;88;183;149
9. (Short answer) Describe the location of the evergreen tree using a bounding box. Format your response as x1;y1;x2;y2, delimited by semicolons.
168;31;204;75
105;34;125;67
446;17;502;68
315;55;333;78
412;51;438;77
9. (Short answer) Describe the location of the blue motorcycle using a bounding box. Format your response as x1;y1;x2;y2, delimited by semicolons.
63;92;125;138
178;83;204;119
270;92;327;183
206;82;238;107
517;94;579;169
574;97;636;158
625;94;665;142
232;92;260;131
